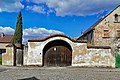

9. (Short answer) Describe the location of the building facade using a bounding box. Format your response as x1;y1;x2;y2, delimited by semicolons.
0;33;13;52
2;6;120;68
77;6;120;47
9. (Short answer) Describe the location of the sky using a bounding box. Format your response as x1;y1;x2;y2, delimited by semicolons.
0;0;120;43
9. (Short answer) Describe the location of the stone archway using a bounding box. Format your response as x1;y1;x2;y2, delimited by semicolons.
43;40;72;67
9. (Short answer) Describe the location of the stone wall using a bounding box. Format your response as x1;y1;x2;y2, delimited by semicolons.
87;48;114;68
2;46;15;66
73;47;115;67
0;43;10;49
25;36;115;68
72;42;87;66
25;42;43;66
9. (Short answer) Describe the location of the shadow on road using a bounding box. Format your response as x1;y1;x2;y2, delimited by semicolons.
18;76;39;80
0;69;7;72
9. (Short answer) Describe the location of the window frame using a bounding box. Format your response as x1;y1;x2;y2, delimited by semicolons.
117;30;120;38
114;14;120;23
103;29;109;38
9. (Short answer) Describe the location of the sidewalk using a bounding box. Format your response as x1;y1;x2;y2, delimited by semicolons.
0;65;67;70
0;65;120;72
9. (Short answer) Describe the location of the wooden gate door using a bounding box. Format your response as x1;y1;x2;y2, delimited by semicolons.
44;46;72;67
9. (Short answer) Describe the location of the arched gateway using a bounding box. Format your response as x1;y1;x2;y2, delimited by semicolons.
43;40;72;67
27;34;87;67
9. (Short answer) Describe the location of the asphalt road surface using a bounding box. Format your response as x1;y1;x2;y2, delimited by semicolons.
0;67;120;80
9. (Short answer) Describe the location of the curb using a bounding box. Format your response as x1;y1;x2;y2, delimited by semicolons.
0;65;120;72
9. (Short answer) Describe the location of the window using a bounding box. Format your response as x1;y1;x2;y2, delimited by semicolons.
114;14;119;22
117;30;120;37
0;49;6;54
103;30;109;38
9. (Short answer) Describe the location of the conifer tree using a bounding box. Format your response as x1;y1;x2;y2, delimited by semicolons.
13;11;23;47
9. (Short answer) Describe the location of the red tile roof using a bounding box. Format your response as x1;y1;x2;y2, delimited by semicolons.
0;35;13;43
28;34;87;43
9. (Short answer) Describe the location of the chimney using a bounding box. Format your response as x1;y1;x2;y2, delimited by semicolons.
1;32;5;38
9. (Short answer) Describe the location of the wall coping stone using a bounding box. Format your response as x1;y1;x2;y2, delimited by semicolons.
87;46;111;49
28;34;87;43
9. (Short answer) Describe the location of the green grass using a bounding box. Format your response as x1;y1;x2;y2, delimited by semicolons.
0;57;2;65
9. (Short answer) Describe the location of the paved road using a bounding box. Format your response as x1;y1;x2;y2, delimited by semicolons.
0;67;120;80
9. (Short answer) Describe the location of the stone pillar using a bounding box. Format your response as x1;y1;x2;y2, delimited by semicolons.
2;45;15;66
23;45;28;66
16;49;23;66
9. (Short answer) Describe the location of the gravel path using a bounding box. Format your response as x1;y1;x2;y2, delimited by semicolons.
0;67;120;80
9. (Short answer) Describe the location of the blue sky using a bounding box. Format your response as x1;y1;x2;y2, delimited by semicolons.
0;0;120;43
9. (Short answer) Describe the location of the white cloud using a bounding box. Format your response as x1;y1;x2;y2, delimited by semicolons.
0;0;24;12
27;0;120;16
1;0;119;15
23;27;64;43
0;26;14;35
24;27;63;36
0;26;63;43
27;5;45;14
23;28;64;42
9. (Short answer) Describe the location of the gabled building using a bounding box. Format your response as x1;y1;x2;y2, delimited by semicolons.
0;33;13;64
0;33;13;54
77;6;120;46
